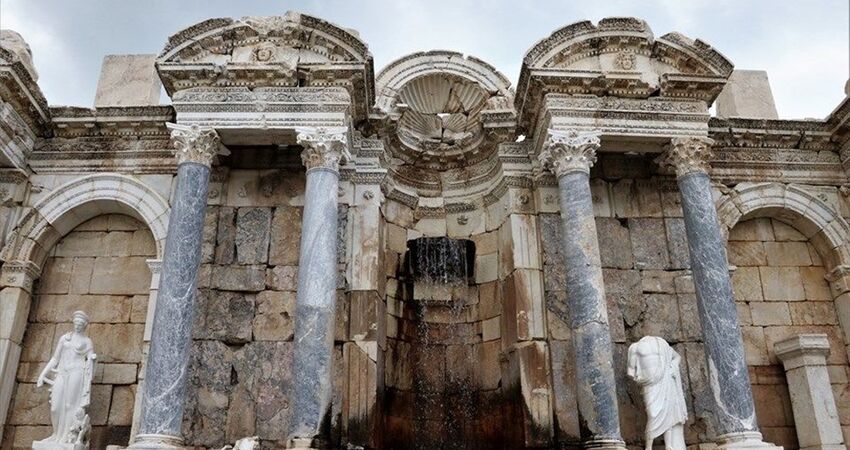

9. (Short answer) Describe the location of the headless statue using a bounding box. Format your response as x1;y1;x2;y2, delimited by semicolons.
627;336;687;450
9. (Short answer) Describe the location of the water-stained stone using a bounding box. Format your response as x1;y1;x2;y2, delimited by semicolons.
235;207;272;264
193;289;256;344
269;206;302;266
596;218;633;269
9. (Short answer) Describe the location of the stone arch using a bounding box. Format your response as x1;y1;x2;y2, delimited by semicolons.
715;182;850;272
717;182;850;363
1;173;170;275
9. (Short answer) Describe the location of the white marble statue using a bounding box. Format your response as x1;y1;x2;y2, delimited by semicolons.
33;311;96;450
627;336;687;450
221;436;259;450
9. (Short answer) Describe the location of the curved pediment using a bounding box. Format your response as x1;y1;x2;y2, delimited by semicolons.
522;17;732;77
159;12;370;65
156;11;375;124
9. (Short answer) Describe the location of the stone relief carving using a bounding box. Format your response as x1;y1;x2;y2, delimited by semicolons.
538;129;601;177
33;311;96;450
167;123;226;167
296;126;351;172
656;136;715;178
627;336;687;450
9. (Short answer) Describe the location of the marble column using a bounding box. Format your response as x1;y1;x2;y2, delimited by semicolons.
538;129;625;450
656;137;778;450
131;124;221;449
287;126;350;450
775;334;847;450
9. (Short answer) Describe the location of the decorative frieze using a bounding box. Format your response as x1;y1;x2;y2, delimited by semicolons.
538;129;601;177
296;126;350;173
167;123;222;167
656;136;715;178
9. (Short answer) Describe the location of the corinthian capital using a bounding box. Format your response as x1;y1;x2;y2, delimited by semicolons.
296;126;351;173
167;123;222;167
538;129;601;177
656;136;715;178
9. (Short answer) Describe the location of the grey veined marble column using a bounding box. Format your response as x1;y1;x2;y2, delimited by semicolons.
539;129;626;450
656;137;778;450
131;124;221;449
287;127;350;450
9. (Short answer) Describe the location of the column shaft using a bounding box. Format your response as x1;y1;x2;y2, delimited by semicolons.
132;124;219;449
678;171;758;436
138;162;211;440
289;168;340;443
558;171;622;445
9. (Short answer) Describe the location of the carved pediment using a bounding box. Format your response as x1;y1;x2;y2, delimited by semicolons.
156;11;375;124
516;17;733;136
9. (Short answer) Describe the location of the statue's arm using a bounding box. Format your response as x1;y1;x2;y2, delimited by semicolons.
37;338;63;386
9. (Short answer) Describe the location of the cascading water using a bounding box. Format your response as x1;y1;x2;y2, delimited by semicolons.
396;237;479;449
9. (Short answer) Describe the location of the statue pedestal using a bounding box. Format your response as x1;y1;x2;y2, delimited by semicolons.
32;441;82;450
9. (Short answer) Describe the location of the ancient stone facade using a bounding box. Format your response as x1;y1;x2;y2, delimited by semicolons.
0;11;849;450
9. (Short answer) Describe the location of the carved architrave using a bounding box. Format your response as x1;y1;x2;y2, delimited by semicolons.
167;123;223;167
538;129;601;177
1;260;40;292
657;136;715;178
297;126;351;173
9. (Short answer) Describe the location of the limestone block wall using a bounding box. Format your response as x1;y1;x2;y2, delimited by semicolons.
179;166;349;449
729;217;850;448
1;214;155;450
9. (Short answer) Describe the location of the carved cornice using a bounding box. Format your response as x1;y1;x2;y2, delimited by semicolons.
167;123;223;167
0;47;51;137
538;129;601;177
657;136;715;177
297;126;350;173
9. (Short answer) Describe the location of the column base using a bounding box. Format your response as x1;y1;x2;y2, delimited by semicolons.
716;432;782;450
127;434;186;450
584;438;628;450
287;437;329;449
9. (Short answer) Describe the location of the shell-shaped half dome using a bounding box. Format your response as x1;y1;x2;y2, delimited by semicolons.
375;51;515;170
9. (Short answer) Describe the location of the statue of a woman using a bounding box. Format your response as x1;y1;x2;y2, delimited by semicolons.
627;336;687;450
33;311;96;450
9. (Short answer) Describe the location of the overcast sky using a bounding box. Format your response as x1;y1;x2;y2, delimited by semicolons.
1;0;847;119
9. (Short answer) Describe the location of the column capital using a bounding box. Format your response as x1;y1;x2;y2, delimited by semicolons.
657;136;715;178
538;129;601;177
167;123;223;167
775;333;831;370
296;126;351;173
0;260;40;293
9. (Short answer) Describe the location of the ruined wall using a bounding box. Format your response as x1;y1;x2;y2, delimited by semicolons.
542;154;850;449
2;214;154;450
729;217;850;448
180;163;349;449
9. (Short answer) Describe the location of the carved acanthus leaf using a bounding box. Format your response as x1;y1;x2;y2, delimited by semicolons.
657;136;715;177
538;129;601;177
167;123;223;167
296;126;350;173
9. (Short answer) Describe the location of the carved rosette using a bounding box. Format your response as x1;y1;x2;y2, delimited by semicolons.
296;126;351;173
538;129;601;177
167;123;222;167
657;136;715;178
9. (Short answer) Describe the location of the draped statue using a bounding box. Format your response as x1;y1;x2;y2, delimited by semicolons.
32;311;96;450
627;336;688;450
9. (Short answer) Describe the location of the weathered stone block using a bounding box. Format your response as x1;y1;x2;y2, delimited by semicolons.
764;241;812;267
716;70;778;119
629;218;670;269
732;266;763;301
88;323;144;363
728;241;768;266
788;302;839;325
194;290;256;344
265;265;298;291
760;266;806;301
212;265;266;291
729;218;775;241
772;220;807;241
596;218;633;269
90;256;151;295
94;54;161;107
665;218;690;269
215;206;236;264
201;207;219;264
269;206;302;266
751;302;792;326
235;207;272;264
252;290;295;341
8;383;49;425
799;266;832;301
101;363;138;384
20;323;55;362
108;385;135;426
